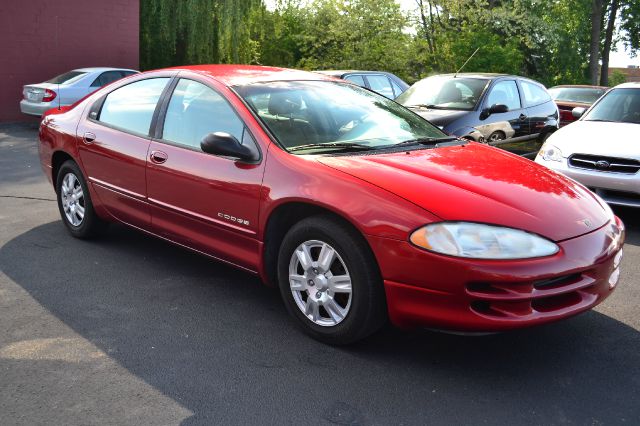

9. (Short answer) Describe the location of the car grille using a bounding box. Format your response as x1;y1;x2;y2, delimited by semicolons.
568;154;640;174
466;271;599;319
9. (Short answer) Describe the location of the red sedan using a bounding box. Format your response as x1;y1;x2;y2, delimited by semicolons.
38;65;625;344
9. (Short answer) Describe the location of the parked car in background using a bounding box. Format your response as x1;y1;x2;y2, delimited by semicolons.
38;65;623;344
536;82;640;207
548;85;608;127
396;73;559;156
20;67;139;117
313;70;408;99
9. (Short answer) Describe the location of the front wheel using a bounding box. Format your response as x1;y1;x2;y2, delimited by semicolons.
277;215;386;345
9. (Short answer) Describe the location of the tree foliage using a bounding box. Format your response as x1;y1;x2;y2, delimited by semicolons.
140;0;640;86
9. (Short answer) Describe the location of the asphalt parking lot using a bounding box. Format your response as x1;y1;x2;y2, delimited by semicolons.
1;122;639;425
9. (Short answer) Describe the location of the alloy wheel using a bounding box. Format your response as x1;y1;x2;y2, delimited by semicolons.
288;240;353;327
60;172;85;226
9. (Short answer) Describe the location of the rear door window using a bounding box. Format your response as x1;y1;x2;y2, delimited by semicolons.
365;75;394;98
520;81;552;107
344;75;366;87
390;79;404;98
97;78;170;135
91;71;127;88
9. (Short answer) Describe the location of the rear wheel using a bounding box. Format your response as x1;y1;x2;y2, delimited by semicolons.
277;215;386;345
56;160;107;238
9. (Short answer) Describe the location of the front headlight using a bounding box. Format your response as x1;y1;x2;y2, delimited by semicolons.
410;222;559;259
539;143;563;162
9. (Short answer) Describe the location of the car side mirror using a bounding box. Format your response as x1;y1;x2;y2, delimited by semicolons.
489;104;509;114
480;104;509;119
572;107;586;118
200;132;258;162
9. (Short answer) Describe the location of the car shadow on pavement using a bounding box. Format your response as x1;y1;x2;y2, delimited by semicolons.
1;221;639;425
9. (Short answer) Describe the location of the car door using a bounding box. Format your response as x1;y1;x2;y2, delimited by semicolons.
77;77;172;229
146;76;265;270
518;79;558;142
477;79;529;146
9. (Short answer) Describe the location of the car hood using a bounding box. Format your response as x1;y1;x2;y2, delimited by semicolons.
317;143;611;241
548;121;640;160
407;108;469;128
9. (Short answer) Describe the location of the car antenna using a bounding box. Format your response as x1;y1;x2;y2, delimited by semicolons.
454;47;480;78
57;82;61;110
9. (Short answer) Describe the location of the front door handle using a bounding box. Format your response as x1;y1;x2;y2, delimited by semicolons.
83;132;96;143
519;114;528;121
150;150;168;164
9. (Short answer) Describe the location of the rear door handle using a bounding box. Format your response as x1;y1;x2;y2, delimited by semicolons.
519;114;528;121
150;150;168;164
83;132;96;143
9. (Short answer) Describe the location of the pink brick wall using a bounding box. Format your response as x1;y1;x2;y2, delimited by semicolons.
0;0;139;122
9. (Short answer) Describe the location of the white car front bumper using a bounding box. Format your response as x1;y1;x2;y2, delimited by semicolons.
536;155;640;208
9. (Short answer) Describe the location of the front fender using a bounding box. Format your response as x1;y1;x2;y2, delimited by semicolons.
449;126;485;143
258;147;439;242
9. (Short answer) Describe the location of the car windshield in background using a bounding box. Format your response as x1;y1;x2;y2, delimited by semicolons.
583;88;640;124
45;71;88;85
548;87;606;104
235;81;447;154
396;77;488;111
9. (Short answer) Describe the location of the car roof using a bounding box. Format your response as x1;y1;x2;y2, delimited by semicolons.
549;85;608;90
314;70;393;76
73;67;139;73
429;72;511;79
614;82;640;89
167;64;336;86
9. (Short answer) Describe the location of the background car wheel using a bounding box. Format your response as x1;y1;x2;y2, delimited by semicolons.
539;131;553;143
488;131;506;143
277;215;386;345
56;160;107;238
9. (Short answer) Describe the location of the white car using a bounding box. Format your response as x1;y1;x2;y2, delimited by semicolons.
536;82;640;207
20;67;138;116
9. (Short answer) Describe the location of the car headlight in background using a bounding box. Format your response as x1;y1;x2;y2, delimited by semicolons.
539;143;563;162
410;222;559;259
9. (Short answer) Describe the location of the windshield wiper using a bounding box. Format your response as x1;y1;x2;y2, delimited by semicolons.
288;142;374;153
406;103;442;109
584;119;615;122
390;136;459;148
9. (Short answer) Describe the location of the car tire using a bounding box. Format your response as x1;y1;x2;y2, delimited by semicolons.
488;131;506;143
56;160;107;238
277;215;386;345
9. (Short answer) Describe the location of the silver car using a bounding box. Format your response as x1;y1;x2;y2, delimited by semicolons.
20;67;138;116
535;82;640;207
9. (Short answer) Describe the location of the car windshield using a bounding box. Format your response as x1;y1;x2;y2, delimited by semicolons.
46;71;88;85
395;76;488;111
235;81;447;154
583;88;640;124
548;87;606;104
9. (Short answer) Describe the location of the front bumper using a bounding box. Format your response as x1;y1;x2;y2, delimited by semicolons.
536;156;640;208
368;217;624;331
